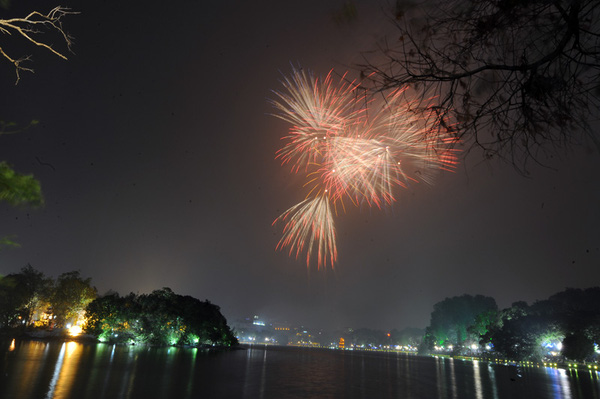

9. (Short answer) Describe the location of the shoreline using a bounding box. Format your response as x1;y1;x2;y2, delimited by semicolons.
5;334;597;372
2;331;239;350
240;343;598;372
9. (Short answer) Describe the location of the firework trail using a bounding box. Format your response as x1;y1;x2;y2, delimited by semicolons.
272;67;458;269
274;194;337;270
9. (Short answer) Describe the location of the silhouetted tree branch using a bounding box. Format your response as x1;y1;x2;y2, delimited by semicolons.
361;0;600;170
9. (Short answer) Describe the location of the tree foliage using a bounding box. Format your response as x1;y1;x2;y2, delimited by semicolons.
0;265;51;329
420;289;600;361
562;331;595;361
426;294;497;347
485;313;562;361
84;288;238;347
0;159;44;248
481;288;600;361
0;161;43;207
362;0;600;168
390;326;424;347
50;271;97;328
0;266;237;347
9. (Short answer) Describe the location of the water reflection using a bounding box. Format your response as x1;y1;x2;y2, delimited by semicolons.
448;357;457;399
243;345;256;396
487;363;500;399
435;356;459;398
91;345;111;399
548;367;572;399
259;348;267;398
46;341;80;399
121;348;138;399
185;348;197;397
10;341;47;398
472;360;483;399
45;343;65;399
435;356;446;397
2;341;600;399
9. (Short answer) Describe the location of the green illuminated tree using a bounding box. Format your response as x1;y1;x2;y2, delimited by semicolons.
468;309;499;343
84;287;238;347
418;327;437;354
427;294;497;346
84;292;140;342
0;161;42;207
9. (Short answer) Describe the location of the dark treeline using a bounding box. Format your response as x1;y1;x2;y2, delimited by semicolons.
3;264;598;357
0;265;237;347
420;288;600;363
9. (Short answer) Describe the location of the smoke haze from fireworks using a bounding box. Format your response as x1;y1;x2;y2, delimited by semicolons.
272;68;458;269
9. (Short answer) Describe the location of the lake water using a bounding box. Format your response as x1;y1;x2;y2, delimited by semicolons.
1;339;599;398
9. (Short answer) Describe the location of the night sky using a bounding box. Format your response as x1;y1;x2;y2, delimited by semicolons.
1;0;599;331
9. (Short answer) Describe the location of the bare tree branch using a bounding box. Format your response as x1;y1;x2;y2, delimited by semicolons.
0;6;77;84
360;0;600;170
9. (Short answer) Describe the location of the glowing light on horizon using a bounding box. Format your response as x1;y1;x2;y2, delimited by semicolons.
272;67;459;268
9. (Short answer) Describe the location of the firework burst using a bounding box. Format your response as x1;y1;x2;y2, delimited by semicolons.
271;68;365;172
272;67;458;269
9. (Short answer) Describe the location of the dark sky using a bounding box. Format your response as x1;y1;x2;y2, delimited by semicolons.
1;0;599;331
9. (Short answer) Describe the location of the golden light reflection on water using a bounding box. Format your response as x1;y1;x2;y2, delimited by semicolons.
10;341;48;398
46;341;81;399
